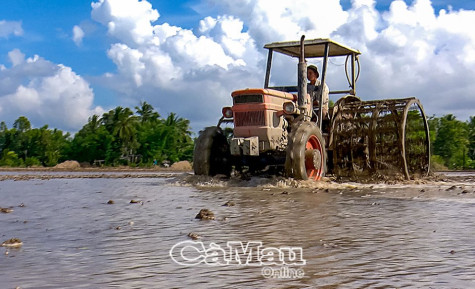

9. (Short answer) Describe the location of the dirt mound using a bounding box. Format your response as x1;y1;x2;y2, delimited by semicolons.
54;160;81;169
170;161;192;171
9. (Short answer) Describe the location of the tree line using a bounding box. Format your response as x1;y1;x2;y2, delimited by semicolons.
429;115;475;170
0;105;474;170
0;102;194;167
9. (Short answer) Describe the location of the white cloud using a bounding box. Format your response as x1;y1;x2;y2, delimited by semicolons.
330;0;475;120
90;0;261;128
0;20;23;38
0;51;103;131
84;0;475;133
91;0;159;45
199;15;258;61
72;25;85;46
198;0;475;121
203;0;348;46
8;49;25;67
91;0;251;73
2;0;473;136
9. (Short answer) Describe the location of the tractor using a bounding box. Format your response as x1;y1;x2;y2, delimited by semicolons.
193;36;431;180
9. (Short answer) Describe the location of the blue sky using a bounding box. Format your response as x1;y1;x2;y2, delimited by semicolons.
2;0;205;77
1;0;475;133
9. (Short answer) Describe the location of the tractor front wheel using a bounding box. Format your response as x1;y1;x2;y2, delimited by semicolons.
193;126;232;176
285;122;326;180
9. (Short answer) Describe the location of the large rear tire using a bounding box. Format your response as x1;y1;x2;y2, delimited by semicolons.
193;127;232;176
285;122;326;180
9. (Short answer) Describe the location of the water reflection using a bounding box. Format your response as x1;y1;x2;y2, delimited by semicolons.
0;176;474;288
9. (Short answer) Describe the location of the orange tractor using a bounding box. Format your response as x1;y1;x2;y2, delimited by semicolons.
193;36;430;180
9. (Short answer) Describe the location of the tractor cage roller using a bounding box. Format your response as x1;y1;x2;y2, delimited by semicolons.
329;97;430;179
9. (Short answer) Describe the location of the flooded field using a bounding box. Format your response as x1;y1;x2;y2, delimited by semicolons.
0;171;474;288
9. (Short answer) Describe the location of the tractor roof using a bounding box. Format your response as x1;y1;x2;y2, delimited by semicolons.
264;38;361;58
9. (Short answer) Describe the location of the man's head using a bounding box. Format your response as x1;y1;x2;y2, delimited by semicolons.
307;65;319;78
307;65;319;84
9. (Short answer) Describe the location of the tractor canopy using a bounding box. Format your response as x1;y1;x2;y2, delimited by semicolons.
264;38;361;58
263;38;362;99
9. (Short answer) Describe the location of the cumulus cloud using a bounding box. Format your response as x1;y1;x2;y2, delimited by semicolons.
199;0;475;121
7;49;25;67
72;25;85;46
0;20;23;38
90;0;261;128
84;0;475;132
2;0;472;135
0;50;104;131
331;0;475;120
203;0;348;45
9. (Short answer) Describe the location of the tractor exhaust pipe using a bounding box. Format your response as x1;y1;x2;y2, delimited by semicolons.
297;35;307;114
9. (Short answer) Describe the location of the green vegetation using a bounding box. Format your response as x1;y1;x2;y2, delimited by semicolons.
429;115;475;170
0;102;194;167
0;103;473;170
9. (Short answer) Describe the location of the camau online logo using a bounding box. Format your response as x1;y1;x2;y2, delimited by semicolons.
169;240;306;279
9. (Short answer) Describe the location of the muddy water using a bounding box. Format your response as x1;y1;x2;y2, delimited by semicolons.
1;173;474;288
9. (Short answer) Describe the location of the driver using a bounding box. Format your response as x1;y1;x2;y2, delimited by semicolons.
307;65;329;119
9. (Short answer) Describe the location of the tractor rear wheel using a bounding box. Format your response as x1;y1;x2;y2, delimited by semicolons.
193;126;232;176
285;122;326;180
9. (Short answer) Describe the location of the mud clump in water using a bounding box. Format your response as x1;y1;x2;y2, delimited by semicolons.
0;207;14;213
223;201;235;207
187;232;201;240
2;238;23;248
195;209;215;220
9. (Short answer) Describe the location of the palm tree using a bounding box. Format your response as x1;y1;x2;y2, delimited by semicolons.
82;115;101;134
160;113;193;162
164;112;191;136
135;101;160;124
101;107;138;159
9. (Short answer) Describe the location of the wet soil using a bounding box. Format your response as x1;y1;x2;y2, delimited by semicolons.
0;169;473;288
177;171;475;201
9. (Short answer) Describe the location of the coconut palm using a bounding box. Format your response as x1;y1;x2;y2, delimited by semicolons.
135;101;160;124
101;107;139;159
